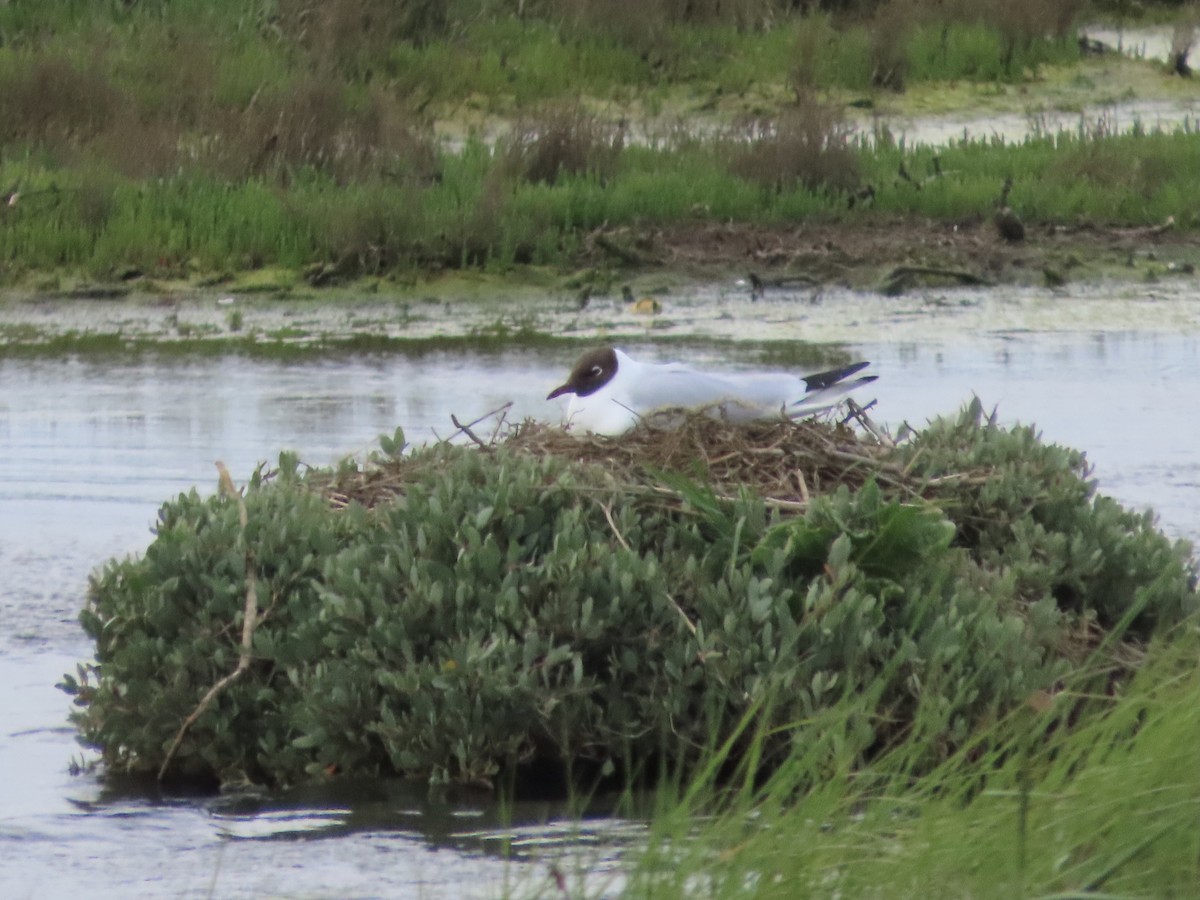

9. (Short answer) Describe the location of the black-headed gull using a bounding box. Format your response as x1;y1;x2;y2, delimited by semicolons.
547;347;877;436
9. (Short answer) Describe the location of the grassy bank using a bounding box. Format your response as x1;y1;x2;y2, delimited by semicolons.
3;124;1198;284
0;1;1082;120
4;1;1191;286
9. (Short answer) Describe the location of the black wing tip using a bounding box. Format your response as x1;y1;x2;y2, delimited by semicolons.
803;361;872;391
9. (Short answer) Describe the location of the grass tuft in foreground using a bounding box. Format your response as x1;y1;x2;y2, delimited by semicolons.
622;620;1200;897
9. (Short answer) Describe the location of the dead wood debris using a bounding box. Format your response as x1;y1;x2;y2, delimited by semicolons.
312;406;940;516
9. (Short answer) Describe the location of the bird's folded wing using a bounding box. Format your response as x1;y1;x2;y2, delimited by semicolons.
627;366;796;412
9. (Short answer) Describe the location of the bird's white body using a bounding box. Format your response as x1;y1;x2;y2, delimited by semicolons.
554;348;873;436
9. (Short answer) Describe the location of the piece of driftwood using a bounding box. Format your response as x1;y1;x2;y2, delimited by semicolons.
879;265;993;296
744;271;819;300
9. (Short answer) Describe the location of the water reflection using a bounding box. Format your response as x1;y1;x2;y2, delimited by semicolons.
1;651;632;899
204;779;646;862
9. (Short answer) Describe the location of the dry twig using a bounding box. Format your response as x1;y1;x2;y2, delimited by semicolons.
599;501;631;552
159;462;259;781
665;593;698;637
444;402;514;448
451;413;488;449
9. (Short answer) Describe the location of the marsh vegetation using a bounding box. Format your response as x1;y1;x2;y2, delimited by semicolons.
67;406;1196;786
62;401;1200;892
0;1;1193;287
20;2;1200;894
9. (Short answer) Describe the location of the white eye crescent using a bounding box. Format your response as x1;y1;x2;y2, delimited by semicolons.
590;365;603;377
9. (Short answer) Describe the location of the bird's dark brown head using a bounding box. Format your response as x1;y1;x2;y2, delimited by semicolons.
547;347;619;400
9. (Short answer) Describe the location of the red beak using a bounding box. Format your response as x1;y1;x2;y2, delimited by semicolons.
546;384;573;400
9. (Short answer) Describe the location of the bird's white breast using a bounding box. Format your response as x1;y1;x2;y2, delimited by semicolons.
564;391;641;435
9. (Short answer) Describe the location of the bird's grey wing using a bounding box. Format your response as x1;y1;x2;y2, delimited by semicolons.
721;372;804;408
627;365;794;412
623;365;733;410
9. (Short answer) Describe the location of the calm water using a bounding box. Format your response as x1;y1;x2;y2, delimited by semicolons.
2;328;1198;898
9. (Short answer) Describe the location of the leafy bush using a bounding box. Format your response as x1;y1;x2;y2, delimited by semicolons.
901;402;1198;636
63;406;1198;792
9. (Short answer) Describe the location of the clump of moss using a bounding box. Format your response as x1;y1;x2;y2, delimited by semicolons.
62;401;1198;792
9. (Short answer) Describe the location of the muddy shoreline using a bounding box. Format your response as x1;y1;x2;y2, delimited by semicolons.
601;217;1200;286
3;218;1199;353
8;215;1197;304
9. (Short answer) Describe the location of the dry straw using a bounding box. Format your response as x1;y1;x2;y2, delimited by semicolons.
316;404;930;515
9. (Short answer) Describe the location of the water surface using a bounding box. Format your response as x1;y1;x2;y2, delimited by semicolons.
2;318;1198;897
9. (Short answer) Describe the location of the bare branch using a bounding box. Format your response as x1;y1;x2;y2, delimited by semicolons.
599;501;631;551
159;464;259;781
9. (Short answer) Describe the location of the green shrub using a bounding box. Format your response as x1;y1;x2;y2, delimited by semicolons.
901;401;1198;636
63;407;1198;792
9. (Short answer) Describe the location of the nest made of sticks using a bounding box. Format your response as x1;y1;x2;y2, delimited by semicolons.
316;404;926;514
